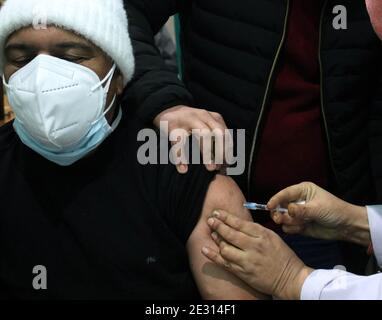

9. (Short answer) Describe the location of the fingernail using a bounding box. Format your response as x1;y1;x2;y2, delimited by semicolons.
207;164;216;171
212;211;220;218
207;218;215;226
202;247;209;255
211;232;218;240
178;165;187;173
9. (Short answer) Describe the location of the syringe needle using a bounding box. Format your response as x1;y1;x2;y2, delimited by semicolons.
243;201;305;213
243;202;269;211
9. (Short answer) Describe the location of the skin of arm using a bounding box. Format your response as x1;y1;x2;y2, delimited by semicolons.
202;210;313;300
200;182;373;300
186;174;268;300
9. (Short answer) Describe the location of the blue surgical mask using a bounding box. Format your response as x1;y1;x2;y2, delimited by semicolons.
3;54;122;166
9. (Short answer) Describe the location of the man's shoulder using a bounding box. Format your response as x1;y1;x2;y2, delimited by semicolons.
119;109;217;203
0;121;17;153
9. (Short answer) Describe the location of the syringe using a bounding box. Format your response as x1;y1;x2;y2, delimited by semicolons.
243;201;306;213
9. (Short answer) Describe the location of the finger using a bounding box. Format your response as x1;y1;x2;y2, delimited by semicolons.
211;128;225;168
271;211;282;224
207;130;227;162
282;224;305;235
211;210;263;238
223;129;235;165
207;216;251;250
176;164;188;174
175;118;216;171
201;246;229;267
201;246;245;273
169;136;189;174
271;211;302;226
267;182;310;210
191;126;216;172
200;129;217;171
211;231;223;246
287;203;311;221
198;112;227;170
208;127;232;171
209;112;227;128
219;240;247;267
204;111;227;133
166;110;209;132
206;113;228;168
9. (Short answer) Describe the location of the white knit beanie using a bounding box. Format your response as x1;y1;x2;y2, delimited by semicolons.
0;0;135;85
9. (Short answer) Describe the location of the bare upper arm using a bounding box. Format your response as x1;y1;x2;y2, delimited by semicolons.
186;174;267;300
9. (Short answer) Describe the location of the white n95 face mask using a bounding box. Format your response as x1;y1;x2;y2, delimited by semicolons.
3;54;122;166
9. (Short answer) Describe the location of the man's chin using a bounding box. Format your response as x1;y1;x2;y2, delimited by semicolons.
366;0;382;41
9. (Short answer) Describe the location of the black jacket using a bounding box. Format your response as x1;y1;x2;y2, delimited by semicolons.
124;0;382;207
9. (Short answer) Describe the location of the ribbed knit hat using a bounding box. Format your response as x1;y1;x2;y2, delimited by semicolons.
0;0;135;85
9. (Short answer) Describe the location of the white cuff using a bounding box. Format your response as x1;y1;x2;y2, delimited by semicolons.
367;205;382;268
301;269;348;300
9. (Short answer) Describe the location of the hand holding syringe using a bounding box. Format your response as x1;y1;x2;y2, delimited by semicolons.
243;201;306;213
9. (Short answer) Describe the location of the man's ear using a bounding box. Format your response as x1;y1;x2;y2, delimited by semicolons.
116;71;124;95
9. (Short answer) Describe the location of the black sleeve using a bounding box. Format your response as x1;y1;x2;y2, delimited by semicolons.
369;64;382;203
123;0;194;123
0;121;16;153
157;162;216;245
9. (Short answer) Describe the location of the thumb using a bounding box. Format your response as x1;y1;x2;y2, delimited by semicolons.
288;203;311;221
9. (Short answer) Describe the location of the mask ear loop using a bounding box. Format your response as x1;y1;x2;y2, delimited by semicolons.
2;74;11;89
102;95;117;117
109;105;123;132
91;64;117;120
91;64;117;92
90;64;118;125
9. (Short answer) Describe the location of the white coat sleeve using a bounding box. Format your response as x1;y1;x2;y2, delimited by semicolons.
300;205;382;300
367;205;382;268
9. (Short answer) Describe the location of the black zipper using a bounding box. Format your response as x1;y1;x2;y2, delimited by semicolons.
318;0;339;189
246;0;290;195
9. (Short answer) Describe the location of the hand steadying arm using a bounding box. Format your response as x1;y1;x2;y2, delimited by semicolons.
186;174;267;300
